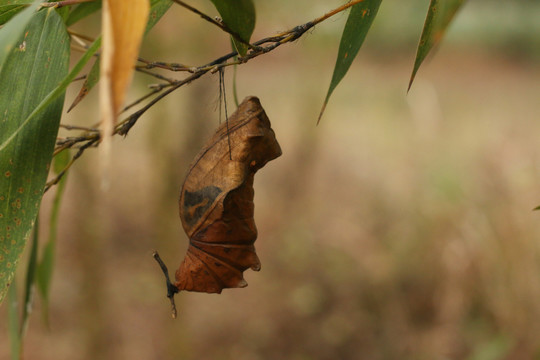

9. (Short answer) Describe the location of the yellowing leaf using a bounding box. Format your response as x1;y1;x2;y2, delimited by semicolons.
69;0;172;113
100;0;149;181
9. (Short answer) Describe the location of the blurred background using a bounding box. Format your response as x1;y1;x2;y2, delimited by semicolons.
2;0;540;359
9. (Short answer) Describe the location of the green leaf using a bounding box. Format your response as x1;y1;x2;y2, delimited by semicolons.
67;57;100;112
0;0;40;70
533;205;540;211
147;0;173;32
0;8;70;304
36;150;70;324
0;36;101;154
7;282;21;360
21;217;38;336
408;0;466;91
65;0;102;26
66;0;172;28
0;0;34;25
209;0;255;56
318;0;382;124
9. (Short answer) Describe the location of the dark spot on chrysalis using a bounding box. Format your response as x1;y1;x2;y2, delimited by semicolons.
183;186;222;226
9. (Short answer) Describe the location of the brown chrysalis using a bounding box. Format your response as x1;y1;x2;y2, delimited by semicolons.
154;96;281;317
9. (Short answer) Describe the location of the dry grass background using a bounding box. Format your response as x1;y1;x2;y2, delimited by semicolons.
1;1;540;359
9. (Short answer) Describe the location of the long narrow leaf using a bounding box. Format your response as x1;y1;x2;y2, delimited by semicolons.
7;283;21;360
36;150;70;325
0;0;34;25
209;0;255;56
0;37;100;153
147;0;173;32
318;0;382;124
21;217;39;336
67;57;100;112
408;0;466;91
0;2;32;26
65;0;102;26
68;0;172;112
0;8;70;304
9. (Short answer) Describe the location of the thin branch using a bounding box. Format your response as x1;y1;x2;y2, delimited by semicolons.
45;136;99;192
135;68;177;84
60;124;99;132
46;0;366;191
136;58;194;72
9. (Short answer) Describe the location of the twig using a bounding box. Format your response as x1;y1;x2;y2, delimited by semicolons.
60;124;99;132
45;136;99;192
135;68;176;84
152;251;179;319
46;0;366;190
137;58;194;72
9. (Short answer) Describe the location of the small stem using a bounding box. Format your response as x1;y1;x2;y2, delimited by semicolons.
152;251;179;319
135;68;176;84
45;137;99;192
60;124;99;132
137;58;194;72
311;0;366;27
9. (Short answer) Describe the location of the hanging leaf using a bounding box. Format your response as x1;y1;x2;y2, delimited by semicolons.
176;96;281;293
68;0;172;112
20;217;39;335
155;97;281;317
36;150;70;324
100;0;149;135
318;0;382;124
0;8;70;304
408;0;466;91
209;0;255;56
68;58;100;112
146;0;173;32
7;282;21;360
